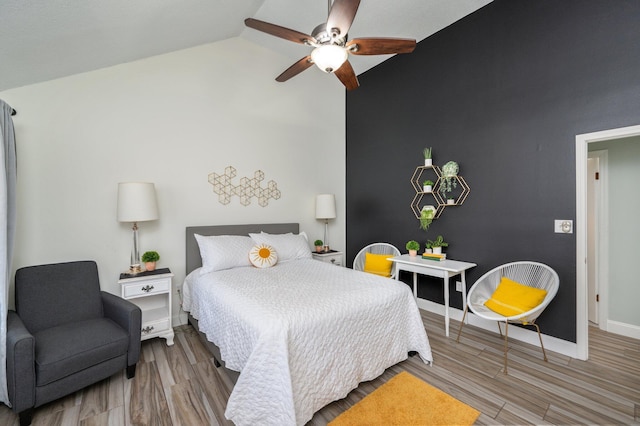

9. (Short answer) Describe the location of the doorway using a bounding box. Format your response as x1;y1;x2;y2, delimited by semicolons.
576;124;640;360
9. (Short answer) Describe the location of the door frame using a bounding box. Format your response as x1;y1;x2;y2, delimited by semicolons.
575;124;640;360
587;150;608;328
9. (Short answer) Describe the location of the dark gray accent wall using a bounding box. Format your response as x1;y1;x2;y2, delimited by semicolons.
345;0;640;342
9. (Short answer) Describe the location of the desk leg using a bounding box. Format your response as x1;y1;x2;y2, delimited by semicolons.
461;271;468;324
444;275;450;337
413;272;418;300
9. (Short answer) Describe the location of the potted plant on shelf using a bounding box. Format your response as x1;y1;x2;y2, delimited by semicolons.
141;251;160;271
439;160;459;198
422;179;434;193
406;240;420;257
427;235;448;254
314;240;324;253
420;205;436;231
423;147;433;167
447;196;455;205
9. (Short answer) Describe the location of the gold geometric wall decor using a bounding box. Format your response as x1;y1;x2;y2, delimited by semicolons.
208;166;281;207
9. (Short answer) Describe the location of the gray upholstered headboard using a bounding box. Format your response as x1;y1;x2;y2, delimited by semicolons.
185;223;300;275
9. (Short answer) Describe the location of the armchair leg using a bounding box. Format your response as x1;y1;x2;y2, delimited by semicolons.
19;408;33;426
503;322;509;374
126;364;137;379
455;306;469;343
532;322;548;362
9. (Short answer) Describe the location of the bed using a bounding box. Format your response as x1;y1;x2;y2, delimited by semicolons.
183;223;432;425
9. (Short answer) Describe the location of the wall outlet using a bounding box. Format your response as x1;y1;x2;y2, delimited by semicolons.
456;281;462;292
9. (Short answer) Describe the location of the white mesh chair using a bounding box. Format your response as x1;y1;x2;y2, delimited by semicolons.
456;261;559;373
353;243;401;279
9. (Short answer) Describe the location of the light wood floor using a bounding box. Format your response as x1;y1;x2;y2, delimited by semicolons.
1;310;638;425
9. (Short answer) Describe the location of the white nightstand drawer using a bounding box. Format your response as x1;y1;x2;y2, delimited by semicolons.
141;318;170;337
123;278;170;298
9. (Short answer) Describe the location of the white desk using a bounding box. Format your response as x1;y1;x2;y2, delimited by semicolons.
389;255;477;337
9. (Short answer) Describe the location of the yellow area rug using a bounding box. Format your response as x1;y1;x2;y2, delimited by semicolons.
329;371;480;426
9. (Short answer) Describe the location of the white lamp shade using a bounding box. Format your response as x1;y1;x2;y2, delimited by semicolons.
311;45;348;73
315;194;336;219
117;182;159;222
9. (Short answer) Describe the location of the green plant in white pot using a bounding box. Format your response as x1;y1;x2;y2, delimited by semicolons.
439;161;459;198
420;205;436;231
423;147;432;166
427;235;448;254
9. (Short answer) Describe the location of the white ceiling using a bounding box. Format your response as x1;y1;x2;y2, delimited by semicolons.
0;0;492;92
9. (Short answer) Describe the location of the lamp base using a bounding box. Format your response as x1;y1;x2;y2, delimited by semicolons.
127;264;143;275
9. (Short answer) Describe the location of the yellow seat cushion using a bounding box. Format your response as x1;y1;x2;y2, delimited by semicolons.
363;252;393;277
484;276;548;317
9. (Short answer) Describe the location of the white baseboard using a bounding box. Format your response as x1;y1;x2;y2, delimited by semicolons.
606;319;640;340
415;299;579;359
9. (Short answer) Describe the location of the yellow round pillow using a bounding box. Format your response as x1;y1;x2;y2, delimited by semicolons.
249;244;278;268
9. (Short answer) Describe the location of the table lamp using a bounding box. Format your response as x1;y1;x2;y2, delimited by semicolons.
315;194;336;252
117;182;159;274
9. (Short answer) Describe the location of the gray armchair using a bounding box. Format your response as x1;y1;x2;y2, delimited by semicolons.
6;261;141;426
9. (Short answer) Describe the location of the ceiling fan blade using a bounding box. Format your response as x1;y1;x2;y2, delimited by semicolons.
276;56;314;82
326;0;361;39
245;18;316;45
346;38;416;55
334;60;359;91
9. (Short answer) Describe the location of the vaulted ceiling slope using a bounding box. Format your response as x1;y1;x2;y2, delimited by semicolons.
0;0;492;92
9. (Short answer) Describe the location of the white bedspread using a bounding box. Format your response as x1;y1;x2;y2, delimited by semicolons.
183;259;432;426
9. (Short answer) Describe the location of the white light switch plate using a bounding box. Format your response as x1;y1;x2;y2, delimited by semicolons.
554;219;573;233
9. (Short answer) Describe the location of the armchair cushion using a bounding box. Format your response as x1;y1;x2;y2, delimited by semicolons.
363;252;393;277
33;318;129;387
484;276;548;317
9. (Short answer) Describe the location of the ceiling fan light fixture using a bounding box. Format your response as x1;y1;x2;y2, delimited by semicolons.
311;44;348;73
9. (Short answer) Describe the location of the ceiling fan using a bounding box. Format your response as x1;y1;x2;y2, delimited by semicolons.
245;0;416;90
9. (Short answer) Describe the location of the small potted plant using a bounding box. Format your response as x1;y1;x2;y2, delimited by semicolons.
427;235;448;254
406;240;420;257
439;161;459;198
424;240;433;254
447;196;455;205
314;239;324;253
423;179;434;193
423;147;433;167
420;205;436;231
141;251;160;271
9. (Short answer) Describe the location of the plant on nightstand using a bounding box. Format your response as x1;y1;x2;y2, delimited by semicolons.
406;240;420;257
141;251;160;271
314;240;324;253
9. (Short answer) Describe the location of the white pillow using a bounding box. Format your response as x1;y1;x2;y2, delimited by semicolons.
249;244;278;268
249;232;312;262
194;234;254;273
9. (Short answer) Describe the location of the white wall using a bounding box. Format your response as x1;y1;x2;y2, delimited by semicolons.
0;37;346;324
589;136;640;328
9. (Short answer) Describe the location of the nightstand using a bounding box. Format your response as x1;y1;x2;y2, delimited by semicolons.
118;268;174;346
312;250;343;266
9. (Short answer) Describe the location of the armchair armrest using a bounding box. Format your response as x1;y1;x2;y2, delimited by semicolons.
101;291;142;366
6;311;35;413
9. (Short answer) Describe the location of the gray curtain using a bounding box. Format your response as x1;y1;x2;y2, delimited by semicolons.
0;99;17;406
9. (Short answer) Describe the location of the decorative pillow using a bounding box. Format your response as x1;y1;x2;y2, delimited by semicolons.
249;244;278;268
484;276;548;317
363;252;393;277
194;234;254;273
249;232;312;262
